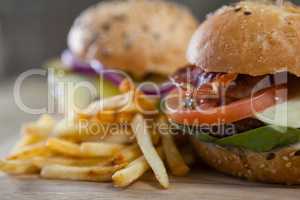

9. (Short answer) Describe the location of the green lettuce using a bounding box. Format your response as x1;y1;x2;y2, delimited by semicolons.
182;125;300;152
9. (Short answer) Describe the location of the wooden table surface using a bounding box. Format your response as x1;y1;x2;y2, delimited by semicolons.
0;78;299;200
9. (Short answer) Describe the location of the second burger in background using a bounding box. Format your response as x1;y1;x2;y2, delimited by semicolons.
47;0;198;112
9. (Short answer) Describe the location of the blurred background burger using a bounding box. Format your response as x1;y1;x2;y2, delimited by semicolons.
46;0;198;112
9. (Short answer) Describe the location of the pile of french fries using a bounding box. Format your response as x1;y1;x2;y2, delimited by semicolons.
0;84;196;189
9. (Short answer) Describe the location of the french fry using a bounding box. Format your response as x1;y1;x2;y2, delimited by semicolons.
115;111;135;123
150;128;161;146
113;144;142;164
102;132;134;144
0;160;39;175
10;133;48;155
112;156;149;187
80;142;124;157
11;115;55;153
134;94;158;113
95;111;116;124
161;132;190;176
32;156;113;168
119;79;134;93
131;114;169;189
53;118;109;142
46;138;82;157
52;118;87;140
41;164;124;182
112;147;163;187
23;114;56;136
7;142;52;160
78;92;134;117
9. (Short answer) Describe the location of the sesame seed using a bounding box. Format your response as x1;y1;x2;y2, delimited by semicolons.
234;7;242;12
112;14;127;22
152;33;161;40
271;169;277;174
244;11;252;16
101;22;111;31
259;164;265;169
282;156;289;161
141;24;149;32
286;162;292;168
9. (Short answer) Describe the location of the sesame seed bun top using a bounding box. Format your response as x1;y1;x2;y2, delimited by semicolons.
68;0;198;78
187;1;300;76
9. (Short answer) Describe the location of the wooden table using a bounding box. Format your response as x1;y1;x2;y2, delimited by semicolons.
0;78;299;200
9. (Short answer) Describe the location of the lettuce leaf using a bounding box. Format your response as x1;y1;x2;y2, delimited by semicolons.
179;124;300;152
216;126;300;152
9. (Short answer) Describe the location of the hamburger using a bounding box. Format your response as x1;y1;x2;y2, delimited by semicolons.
164;1;300;184
47;0;198;111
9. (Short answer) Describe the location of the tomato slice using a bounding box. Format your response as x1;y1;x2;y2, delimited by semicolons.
165;86;287;125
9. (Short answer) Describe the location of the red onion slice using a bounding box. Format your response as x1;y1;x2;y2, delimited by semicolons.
61;50;98;76
62;50;174;96
91;59;174;96
90;60;124;86
141;82;175;96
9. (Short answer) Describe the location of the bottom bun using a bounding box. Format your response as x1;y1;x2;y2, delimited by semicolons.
191;138;300;185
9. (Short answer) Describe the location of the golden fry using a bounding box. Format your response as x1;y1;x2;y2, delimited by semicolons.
113;144;142;164
162;133;190;176
41;164;124;182
52;118;87;140
23;114;56;135
80;142;124;157
0;160;39;175
112;147;163;187
53;118;110;142
132;114;169;189
46;138;82;157
119;79;134;93
10;133;47;154
32;156;113;168
10;115;55;153
7;142;52;160
115;112;135;123
79;92;134;116
112;156;149;187
150;128;161;146
102;132;134;144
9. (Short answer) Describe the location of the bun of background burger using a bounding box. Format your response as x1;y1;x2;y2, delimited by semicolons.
187;1;300;184
68;0;198;78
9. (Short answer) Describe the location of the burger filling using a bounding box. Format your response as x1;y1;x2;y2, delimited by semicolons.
166;65;300;152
